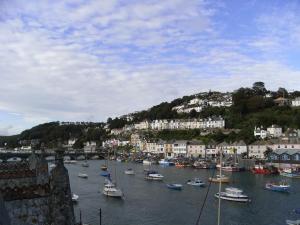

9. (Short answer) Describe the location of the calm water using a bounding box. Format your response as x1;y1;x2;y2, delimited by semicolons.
65;160;300;225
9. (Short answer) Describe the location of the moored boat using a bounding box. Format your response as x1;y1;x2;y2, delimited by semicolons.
280;168;300;178
159;159;175;166
209;175;230;183
82;161;89;167
101;165;108;171
265;182;290;193
215;187;250;202
72;193;79;203
145;172;164;181
100;171;110;177
78;173;88;179
187;178;205;187
143;159;152;165
124;168;135;175
166;183;183;190
102;180;123;198
286;220;300;225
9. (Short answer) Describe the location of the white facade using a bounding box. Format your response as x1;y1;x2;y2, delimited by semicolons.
134;121;150;130
172;141;187;157
187;141;206;158
248;141;271;159
254;126;268;139
267;125;282;138
292;97;300;107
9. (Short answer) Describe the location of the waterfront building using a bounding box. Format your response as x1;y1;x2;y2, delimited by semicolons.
248;140;272;159
205;140;218;158
155;140;165;156
268;149;300;162
164;141;174;158
187;140;206;158
172;140;188;157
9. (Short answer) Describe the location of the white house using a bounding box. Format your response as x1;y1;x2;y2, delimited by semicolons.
134;121;150;130
254;126;268;139
267;125;282;138
172;140;188;157
84;141;97;153
292;97;300;107
187;140;206;158
248;140;272;159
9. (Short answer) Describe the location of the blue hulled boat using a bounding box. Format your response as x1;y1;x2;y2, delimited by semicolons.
100;171;110;177
265;182;290;193
166;183;183;190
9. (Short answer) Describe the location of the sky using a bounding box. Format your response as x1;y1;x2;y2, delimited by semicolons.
1;0;300;135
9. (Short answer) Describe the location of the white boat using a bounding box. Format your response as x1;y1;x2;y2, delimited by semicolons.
49;163;56;169
286;220;300;225
145;173;164;181
72;194;79;203
159;159;175;166
78;173;88;178
143;160;152;165
102;181;123;198
64;160;77;164
124;168;135;175
187;178;205;187
82;161;89;167
215;187;250;202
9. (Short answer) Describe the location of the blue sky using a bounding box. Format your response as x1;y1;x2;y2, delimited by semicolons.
0;0;300;135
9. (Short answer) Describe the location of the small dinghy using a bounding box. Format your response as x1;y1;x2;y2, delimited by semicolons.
72;194;79;203
101;165;108;171
78;173;88;179
187;178;205;187
124;168;135;175
166;183;183;190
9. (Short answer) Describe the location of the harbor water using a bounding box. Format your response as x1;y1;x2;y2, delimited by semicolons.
66;160;300;225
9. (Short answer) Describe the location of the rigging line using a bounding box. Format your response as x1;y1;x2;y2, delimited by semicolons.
195;167;216;225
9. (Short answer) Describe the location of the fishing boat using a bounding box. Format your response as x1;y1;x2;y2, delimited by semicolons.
286;220;300;225
72;194;79;203
215;187;251;202
145;172;164;181
102;180;123;198
209;175;230;183
187;178;205;187
265;182;290;192
280;168;300;178
124;168;135;175
166;183;183;190
78;173;88;179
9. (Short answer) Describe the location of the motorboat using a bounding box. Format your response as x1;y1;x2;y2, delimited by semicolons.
209;175;230;183
124;168;135;175
166;183;183;190
187;178;205;187
72;194;79;203
102;181;123;198
193;161;216;169
265;182;290;193
145;172;164;181
215;187;250;202
78;173;88;179
286;220;300;225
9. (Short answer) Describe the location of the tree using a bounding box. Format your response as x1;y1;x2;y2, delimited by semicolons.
252;81;267;95
277;87;288;98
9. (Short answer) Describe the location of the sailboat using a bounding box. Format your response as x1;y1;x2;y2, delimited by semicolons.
102;146;123;198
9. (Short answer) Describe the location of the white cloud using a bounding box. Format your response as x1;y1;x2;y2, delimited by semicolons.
0;0;300;135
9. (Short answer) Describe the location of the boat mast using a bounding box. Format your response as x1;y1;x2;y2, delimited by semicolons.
217;147;222;225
